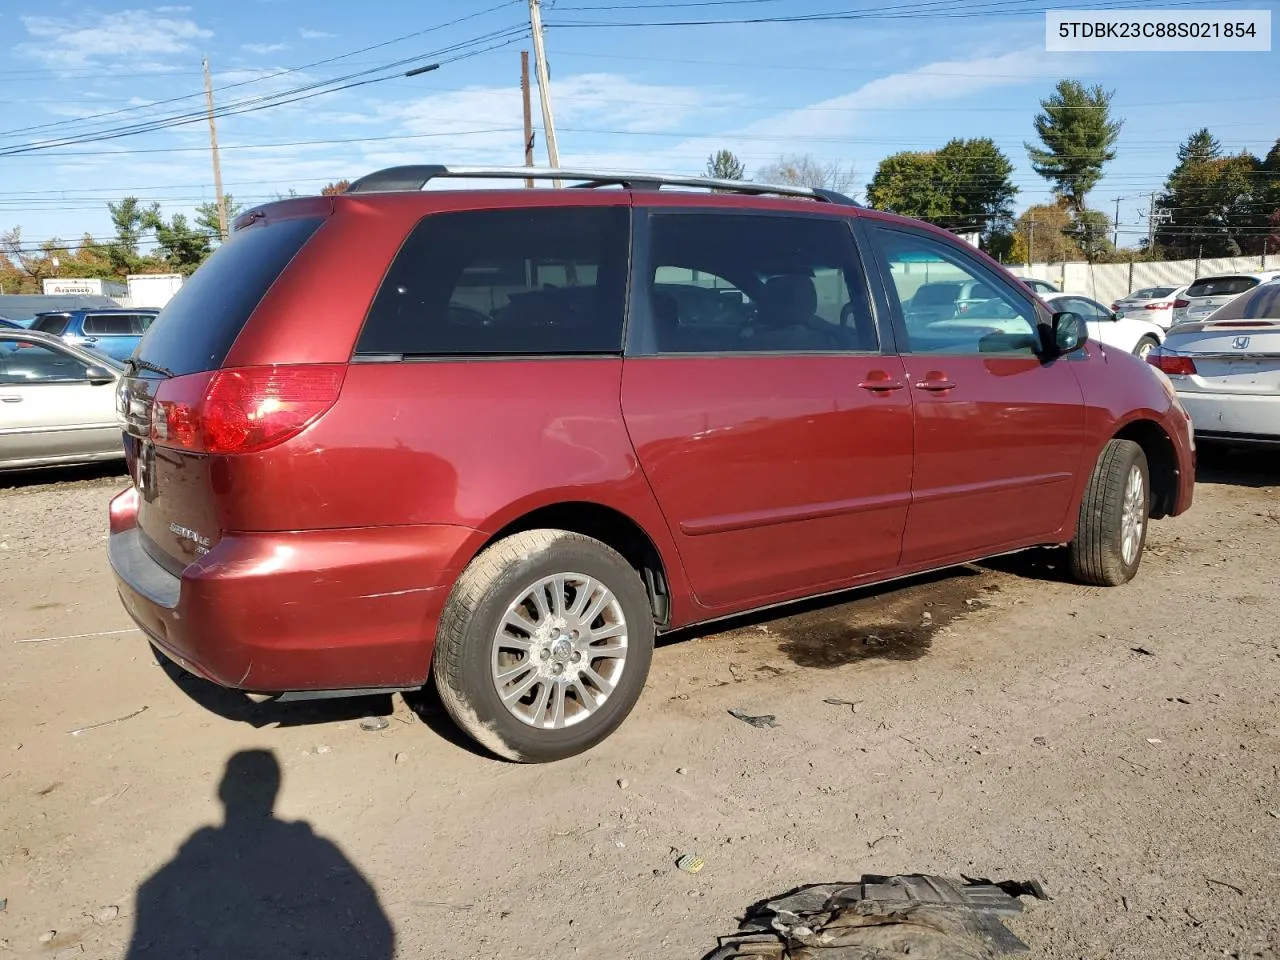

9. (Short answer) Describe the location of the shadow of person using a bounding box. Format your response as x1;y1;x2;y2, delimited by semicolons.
126;750;394;959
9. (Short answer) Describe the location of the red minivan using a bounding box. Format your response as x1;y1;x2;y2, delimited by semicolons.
109;166;1195;761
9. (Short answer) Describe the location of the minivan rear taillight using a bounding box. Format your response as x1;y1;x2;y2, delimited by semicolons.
1172;298;1190;309
151;365;345;455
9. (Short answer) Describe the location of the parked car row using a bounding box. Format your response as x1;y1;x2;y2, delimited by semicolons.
1148;279;1280;447
0;329;124;471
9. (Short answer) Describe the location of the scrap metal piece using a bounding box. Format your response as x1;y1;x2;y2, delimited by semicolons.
704;874;1048;960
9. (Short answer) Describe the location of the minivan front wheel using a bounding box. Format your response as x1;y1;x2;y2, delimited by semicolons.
433;529;654;762
1068;439;1150;586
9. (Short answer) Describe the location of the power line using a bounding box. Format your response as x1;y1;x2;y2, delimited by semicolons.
548;0;1232;27
0;30;526;157
0;2;523;142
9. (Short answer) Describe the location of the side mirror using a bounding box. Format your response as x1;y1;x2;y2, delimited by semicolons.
85;366;115;385
1111;311;1124;321
1049;311;1087;356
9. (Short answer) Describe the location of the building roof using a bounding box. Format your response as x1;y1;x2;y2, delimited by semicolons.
0;294;120;321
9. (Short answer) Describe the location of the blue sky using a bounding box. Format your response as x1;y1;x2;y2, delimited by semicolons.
1;0;1277;256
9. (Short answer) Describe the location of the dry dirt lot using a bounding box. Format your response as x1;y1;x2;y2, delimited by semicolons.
1;452;1278;960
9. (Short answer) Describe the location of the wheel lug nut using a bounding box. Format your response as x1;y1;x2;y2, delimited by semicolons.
571;652;582;663
551;663;564;675
540;649;551;661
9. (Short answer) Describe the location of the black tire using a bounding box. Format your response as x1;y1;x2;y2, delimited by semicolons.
432;529;654;762
1133;335;1159;359
1068;439;1150;586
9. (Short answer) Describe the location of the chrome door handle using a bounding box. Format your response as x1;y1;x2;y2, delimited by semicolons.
0;396;21;403
914;379;957;391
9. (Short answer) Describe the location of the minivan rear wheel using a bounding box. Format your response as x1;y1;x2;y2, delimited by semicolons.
433;529;654;762
1068;439;1149;586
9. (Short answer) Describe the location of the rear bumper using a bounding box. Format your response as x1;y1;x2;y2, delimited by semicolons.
108;487;479;693
1177;391;1278;443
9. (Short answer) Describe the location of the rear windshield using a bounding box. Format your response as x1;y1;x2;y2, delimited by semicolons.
1129;287;1176;299
135;216;323;376
357;206;629;356
1207;281;1280;322
1186;276;1258;298
31;314;71;335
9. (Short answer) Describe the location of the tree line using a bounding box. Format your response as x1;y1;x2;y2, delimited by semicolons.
706;78;1280;264
0;180;349;293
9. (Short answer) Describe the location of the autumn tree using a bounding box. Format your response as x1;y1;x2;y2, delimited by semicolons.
867;138;1017;247
757;153;856;195
1025;80;1123;213
0;227;58;287
1008;202;1085;263
704;150;744;181
321;180;351;195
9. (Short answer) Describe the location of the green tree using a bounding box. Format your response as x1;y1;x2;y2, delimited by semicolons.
142;206;212;275
757;153;856;195
1174;128;1222;173
1025;80;1123;213
106;196;148;274
1156;133;1270;258
1062;208;1113;260
195;195;245;240
868;138;1017;246
704;150;745;181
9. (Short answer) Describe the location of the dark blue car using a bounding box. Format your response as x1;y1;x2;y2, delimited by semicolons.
29;308;159;361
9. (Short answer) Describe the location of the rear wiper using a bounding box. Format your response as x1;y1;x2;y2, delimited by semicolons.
125;357;175;378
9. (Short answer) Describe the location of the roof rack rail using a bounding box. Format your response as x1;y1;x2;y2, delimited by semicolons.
343;165;860;206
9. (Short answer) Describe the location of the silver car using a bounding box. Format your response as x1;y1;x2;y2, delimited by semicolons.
0;329;124;471
1172;272;1280;326
1148;281;1280;445
1112;285;1184;331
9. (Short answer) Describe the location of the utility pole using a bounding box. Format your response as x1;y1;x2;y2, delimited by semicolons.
520;51;535;188
1112;196;1121;248
202;57;228;241
527;0;561;185
1026;219;1036;266
1146;193;1156;252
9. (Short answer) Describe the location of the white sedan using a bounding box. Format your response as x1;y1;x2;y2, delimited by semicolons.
1045;294;1165;359
0;330;124;471
1112;285;1185;330
1148;281;1280;446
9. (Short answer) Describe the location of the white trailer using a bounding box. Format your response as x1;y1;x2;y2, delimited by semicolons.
42;277;127;298
125;273;184;309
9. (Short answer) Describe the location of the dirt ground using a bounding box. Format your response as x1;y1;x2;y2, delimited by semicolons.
1;450;1278;960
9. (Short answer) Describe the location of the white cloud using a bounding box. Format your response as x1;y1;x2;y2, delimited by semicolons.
18;9;212;68
299;28;336;39
242;42;290;54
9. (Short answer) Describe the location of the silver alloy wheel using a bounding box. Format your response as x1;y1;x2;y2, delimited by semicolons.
490;572;629;729
1136;339;1156;359
1120;464;1146;565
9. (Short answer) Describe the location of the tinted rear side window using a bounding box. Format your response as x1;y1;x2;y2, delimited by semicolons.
84;314;135;335
357;206;629;356
135;216;323;376
1186;276;1258;298
32;314;70;335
